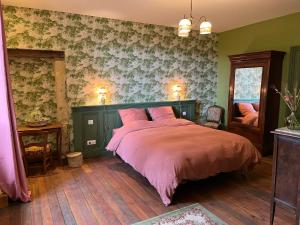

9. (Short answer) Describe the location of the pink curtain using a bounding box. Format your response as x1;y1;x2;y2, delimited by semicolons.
0;3;30;202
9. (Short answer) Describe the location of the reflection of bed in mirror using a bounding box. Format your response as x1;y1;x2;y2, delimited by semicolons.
227;51;285;155
232;66;262;127
233;100;259;127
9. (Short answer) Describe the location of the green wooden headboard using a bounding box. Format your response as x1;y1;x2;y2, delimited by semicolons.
72;100;197;158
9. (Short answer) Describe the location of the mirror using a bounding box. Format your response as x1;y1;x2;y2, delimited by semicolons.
232;67;263;127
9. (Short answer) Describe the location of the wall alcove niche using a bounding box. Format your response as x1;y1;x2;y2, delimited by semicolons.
8;48;69;154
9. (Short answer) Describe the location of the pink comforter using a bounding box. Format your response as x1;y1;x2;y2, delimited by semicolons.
106;119;261;205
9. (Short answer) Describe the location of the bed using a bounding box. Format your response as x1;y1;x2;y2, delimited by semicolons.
233;112;259;127
233;102;260;127
106;117;261;206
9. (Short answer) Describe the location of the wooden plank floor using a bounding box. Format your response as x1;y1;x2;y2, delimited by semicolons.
0;156;296;225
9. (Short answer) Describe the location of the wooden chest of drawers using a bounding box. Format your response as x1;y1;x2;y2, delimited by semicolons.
271;129;300;225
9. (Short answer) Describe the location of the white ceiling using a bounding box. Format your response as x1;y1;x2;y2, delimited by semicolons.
2;0;300;32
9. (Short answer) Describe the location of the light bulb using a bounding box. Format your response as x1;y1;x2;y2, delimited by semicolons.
200;21;212;34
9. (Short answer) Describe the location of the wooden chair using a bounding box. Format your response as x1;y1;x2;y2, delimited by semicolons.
19;130;53;175
201;105;224;129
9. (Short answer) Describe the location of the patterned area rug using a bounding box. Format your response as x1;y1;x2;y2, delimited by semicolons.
132;203;227;225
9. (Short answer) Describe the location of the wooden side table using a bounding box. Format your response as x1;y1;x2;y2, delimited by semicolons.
271;128;300;225
18;122;63;165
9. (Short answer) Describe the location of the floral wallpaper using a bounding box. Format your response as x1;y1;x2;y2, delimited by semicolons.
9;57;56;123
9;57;58;149
234;67;262;100
3;6;218;119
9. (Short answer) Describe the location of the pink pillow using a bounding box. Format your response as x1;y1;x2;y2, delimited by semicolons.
118;108;148;125
237;103;256;116
148;106;176;121
252;103;260;111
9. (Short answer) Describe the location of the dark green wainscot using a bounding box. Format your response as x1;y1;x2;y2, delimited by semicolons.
72;100;197;158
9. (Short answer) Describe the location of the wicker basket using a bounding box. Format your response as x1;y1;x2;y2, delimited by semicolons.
67;152;83;168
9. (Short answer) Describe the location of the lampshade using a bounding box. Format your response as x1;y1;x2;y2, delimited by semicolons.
98;87;107;94
98;87;107;105
199;21;212;34
172;85;182;92
178;29;189;37
178;18;192;33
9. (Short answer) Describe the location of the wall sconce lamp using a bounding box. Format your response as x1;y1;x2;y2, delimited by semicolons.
99;87;107;105
172;85;182;101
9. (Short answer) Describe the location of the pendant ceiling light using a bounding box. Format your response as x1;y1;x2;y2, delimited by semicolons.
178;0;212;37
178;17;192;37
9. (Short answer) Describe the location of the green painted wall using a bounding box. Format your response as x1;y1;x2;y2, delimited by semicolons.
217;12;300;127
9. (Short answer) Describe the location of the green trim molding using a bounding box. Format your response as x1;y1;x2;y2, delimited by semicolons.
216;12;300;127
72;100;196;158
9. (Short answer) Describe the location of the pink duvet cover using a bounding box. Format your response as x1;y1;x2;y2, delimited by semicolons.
106;119;261;205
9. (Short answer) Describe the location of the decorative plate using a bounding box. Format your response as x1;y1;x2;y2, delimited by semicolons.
27;120;50;127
